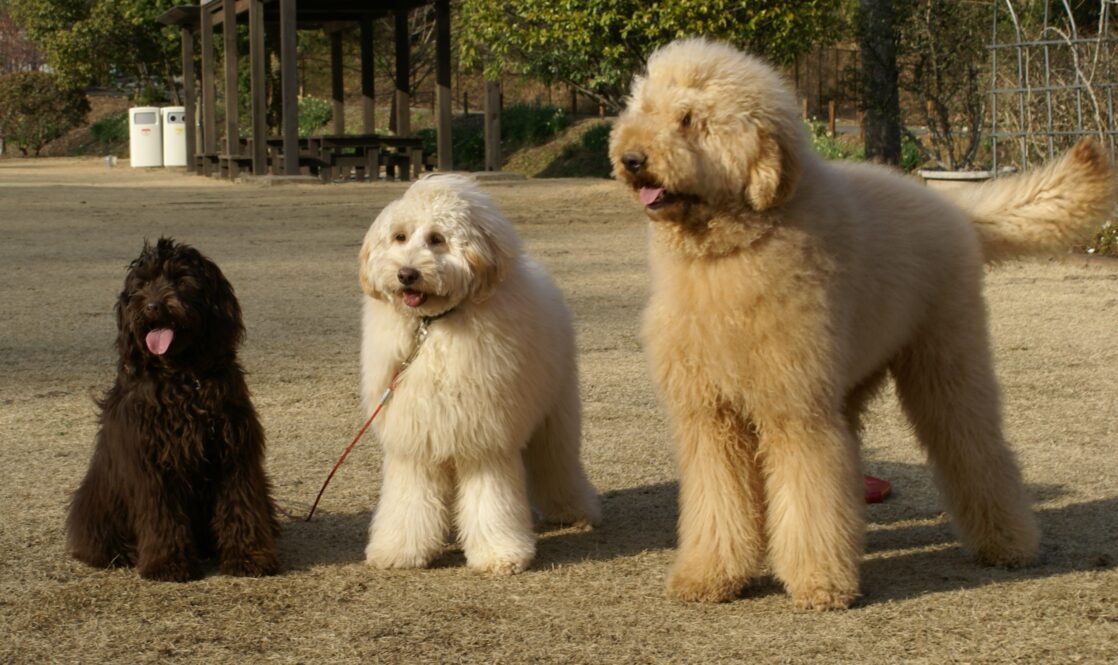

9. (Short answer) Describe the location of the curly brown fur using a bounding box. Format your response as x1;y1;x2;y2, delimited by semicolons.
66;238;279;581
610;38;1115;610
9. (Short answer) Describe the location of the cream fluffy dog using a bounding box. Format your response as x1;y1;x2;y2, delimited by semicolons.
358;174;600;574
609;38;1115;609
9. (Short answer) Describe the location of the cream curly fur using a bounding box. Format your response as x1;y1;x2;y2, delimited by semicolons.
358;174;600;575
610;38;1115;609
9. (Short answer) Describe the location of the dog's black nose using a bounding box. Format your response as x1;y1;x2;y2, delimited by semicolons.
621;151;647;173
144;301;163;315
397;267;420;286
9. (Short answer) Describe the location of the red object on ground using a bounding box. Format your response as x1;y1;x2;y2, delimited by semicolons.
864;474;892;503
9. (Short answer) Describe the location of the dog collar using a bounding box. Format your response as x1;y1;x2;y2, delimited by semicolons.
422;306;457;325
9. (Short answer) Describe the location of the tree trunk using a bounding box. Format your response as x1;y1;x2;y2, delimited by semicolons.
859;0;902;166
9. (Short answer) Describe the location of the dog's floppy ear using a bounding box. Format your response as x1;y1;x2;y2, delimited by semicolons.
114;286;140;372
746;125;801;211
192;249;245;350
463;210;516;304
357;232;383;300
463;234;509;304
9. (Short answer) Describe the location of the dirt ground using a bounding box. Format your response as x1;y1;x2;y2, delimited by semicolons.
1;158;1116;664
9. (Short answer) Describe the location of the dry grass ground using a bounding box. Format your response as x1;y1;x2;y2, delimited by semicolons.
1;158;1116;664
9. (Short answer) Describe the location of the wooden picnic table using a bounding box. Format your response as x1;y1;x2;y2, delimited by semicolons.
261;134;425;182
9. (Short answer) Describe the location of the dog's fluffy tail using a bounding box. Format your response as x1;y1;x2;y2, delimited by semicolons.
946;138;1116;262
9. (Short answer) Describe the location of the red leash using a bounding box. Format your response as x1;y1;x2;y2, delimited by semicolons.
298;315;434;521
303;376;397;521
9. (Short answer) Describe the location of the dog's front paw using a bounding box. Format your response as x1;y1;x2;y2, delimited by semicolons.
220;550;280;577
787;590;854;612
790;585;858;611
466;551;532;575
665;563;746;603
365;542;434;570
138;555;199;582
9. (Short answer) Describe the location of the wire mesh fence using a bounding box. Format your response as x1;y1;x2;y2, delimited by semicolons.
990;0;1118;172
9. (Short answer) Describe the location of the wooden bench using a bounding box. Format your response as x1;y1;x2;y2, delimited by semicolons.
194;153;220;176
218;154;255;179
378;141;424;181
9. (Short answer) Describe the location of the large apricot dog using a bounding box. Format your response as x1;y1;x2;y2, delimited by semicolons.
609;38;1115;609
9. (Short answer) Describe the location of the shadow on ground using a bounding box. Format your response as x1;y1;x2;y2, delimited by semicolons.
274;459;1115;607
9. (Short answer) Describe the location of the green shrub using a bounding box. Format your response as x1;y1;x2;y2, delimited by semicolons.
540;120;613;178
297;96;332;137
1089;219;1118;257
807;120;864;161
501;104;570;146
0;72;90;156
580;121;611;153
452;122;485;171
417;127;437;156
90;110;129;145
418;106;571;172
901;133;925;172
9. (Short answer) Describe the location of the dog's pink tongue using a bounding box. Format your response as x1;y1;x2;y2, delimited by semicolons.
402;290;427;308
145;328;174;355
639;186;664;206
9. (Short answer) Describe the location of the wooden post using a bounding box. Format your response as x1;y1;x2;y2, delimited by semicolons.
394;8;411;137
484;79;501;171
249;0;267;174
200;5;216;174
280;0;298;175
222;0;239;164
828;100;837;137
360;19;374;134
435;0;452;171
330;29;345;135
801;97;809;120
181;24;197;173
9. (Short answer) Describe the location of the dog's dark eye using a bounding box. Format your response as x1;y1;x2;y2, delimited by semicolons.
428;233;445;246
681;111;692;129
394;232;407;243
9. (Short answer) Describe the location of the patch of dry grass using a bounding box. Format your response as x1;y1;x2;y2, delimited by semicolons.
1;159;1116;663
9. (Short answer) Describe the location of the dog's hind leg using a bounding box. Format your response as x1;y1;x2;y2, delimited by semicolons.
524;380;601;527
666;399;767;603
455;449;536;574
760;408;864;610
890;310;1038;567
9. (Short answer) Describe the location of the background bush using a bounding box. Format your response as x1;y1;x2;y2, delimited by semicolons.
501;104;570;146
297;96;332;137
807;120;864;162
418;105;574;172
90;110;129;146
1090;220;1117;257
0;71;90;156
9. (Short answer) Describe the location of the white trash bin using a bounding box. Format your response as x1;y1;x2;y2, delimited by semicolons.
128;106;163;168
161;106;188;167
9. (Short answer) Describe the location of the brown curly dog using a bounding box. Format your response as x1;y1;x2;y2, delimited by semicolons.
66;238;279;581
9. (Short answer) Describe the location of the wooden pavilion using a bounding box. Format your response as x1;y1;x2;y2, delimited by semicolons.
157;0;458;181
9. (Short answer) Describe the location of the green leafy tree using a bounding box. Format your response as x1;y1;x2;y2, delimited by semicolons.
459;0;847;112
0;71;89;155
8;0;180;94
